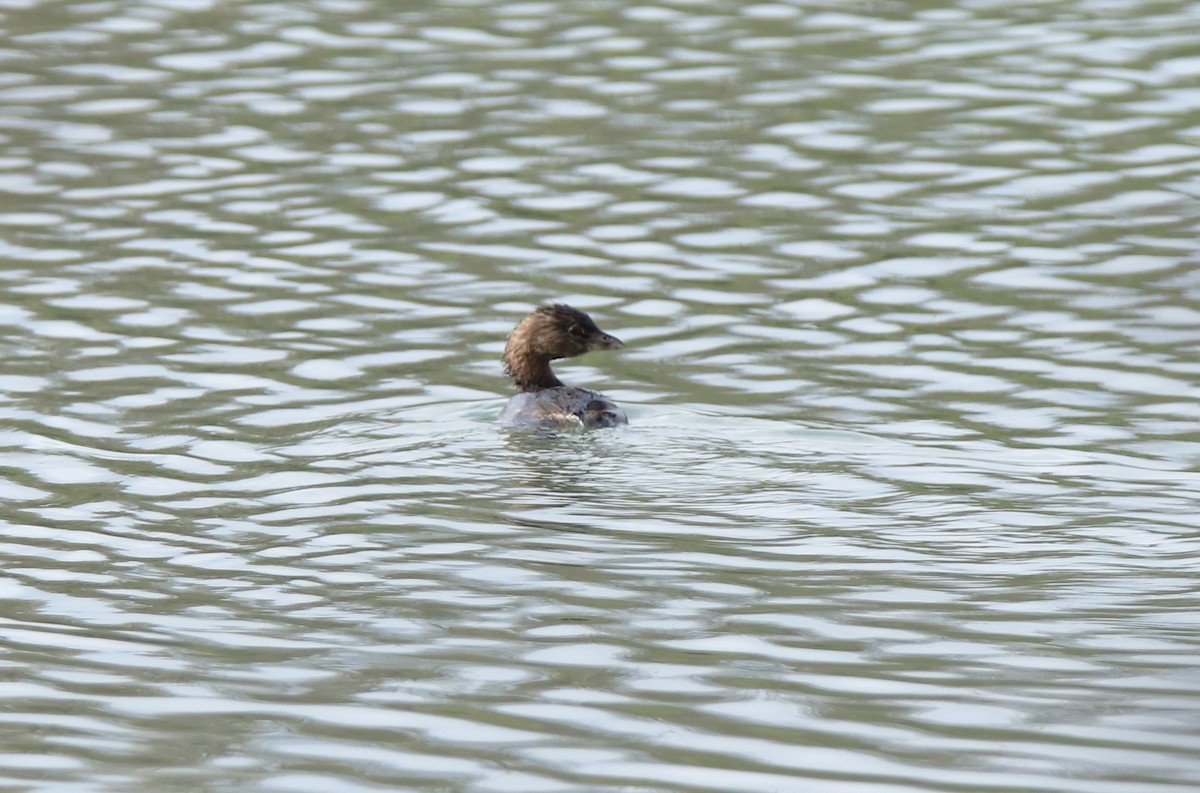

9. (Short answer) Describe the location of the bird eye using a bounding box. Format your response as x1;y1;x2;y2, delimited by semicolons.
568;324;585;338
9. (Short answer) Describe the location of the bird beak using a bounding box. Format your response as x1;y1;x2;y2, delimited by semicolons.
591;333;625;351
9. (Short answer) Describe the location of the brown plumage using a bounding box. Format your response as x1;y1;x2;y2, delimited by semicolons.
500;304;627;428
503;304;625;391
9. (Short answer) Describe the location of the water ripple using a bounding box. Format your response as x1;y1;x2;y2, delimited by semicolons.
1;0;1199;791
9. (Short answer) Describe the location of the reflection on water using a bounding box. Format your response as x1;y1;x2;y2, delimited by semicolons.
2;0;1200;791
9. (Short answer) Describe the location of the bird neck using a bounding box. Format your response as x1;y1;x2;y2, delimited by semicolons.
506;352;564;391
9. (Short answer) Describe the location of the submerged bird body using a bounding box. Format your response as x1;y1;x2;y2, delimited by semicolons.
500;304;627;429
499;387;626;429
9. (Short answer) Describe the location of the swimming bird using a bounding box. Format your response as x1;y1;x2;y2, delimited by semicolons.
499;304;627;429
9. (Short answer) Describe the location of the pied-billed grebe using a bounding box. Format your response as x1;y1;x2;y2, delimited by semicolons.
499;304;628;429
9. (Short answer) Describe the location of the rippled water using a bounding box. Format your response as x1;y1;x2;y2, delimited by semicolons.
2;0;1200;791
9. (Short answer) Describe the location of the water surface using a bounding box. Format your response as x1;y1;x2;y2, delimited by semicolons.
2;1;1199;791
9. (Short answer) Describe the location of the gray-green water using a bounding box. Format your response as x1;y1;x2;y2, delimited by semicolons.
2;1;1199;791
